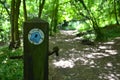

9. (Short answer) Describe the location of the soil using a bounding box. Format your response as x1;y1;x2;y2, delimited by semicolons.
49;30;120;80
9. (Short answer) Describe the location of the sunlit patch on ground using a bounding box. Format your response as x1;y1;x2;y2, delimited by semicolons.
99;45;111;49
53;59;75;68
103;41;115;45
60;30;76;36
99;73;120;80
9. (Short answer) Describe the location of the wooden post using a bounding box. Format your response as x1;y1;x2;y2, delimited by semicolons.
23;18;49;80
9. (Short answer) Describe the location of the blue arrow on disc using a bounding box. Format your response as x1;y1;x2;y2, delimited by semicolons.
30;32;41;44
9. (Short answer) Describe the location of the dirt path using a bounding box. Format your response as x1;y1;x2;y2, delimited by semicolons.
49;30;120;80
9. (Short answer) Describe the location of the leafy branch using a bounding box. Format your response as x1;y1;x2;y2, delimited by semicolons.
0;0;10;16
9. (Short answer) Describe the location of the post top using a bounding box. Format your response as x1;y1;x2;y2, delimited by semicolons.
25;17;48;23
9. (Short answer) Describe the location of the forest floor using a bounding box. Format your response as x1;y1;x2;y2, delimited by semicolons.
49;30;120;80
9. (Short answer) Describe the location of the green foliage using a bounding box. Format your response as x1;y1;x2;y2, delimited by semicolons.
0;20;10;42
0;0;120;42
102;25;120;41
0;46;23;80
77;22;91;32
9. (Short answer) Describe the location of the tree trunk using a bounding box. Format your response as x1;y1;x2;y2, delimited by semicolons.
50;0;59;34
23;0;27;21
50;19;53;36
79;0;104;41
38;0;45;18
114;0;119;24
53;0;59;33
9;0;21;49
14;0;21;47
9;0;15;49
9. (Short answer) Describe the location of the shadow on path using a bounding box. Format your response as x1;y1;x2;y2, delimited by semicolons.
49;30;120;80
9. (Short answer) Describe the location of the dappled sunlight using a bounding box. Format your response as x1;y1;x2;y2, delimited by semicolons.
0;51;4;55
69;48;81;53
52;42;118;68
49;30;120;80
2;58;8;64
64;39;73;42
106;62;113;67
103;41;115;45
116;63;120;66
98;62;120;80
60;30;76;36
99;73;120;80
52;57;93;68
105;50;117;55
73;37;83;41
83;47;92;50
53;59;75;68
99;45;111;49
83;51;118;59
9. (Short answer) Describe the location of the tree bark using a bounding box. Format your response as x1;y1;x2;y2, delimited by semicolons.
38;0;45;18
53;0;59;33
114;0;119;24
14;0;21;47
10;0;15;49
9;0;21;49
23;0;27;21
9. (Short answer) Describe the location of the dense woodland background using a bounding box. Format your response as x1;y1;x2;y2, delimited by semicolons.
0;0;120;80
0;0;120;46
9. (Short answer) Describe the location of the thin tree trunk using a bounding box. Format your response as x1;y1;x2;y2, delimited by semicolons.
9;0;15;49
14;0;21;47
23;0;27;21
53;0;59;33
50;19;53;36
114;0;119;24
9;0;21;49
38;0;45;18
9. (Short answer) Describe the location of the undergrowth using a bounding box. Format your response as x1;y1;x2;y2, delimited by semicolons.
102;25;120;41
0;46;23;80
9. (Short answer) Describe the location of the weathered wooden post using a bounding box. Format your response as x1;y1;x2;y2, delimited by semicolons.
23;18;49;80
